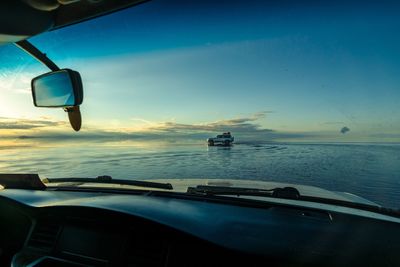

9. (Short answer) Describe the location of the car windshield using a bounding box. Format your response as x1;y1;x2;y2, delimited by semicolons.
1;0;400;210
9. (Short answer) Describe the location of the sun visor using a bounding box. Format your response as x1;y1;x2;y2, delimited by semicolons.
0;1;54;44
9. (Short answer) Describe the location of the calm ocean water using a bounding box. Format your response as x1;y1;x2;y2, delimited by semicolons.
1;142;400;209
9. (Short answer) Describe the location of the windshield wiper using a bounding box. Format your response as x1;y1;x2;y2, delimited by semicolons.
187;185;400;218
187;185;300;200
43;175;173;190
0;174;46;190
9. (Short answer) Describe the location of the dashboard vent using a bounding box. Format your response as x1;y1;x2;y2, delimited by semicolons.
27;219;60;251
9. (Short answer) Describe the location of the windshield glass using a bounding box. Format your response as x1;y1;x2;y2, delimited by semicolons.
1;0;400;209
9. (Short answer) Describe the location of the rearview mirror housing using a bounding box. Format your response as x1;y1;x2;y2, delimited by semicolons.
32;69;83;107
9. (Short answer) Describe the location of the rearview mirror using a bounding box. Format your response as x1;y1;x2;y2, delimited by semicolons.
32;69;83;107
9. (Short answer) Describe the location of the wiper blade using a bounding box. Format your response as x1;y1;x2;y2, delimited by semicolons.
43;175;173;190
0;174;46;190
187;185;400;218
187;185;300;200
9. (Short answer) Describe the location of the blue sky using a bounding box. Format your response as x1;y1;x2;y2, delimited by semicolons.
1;0;400;143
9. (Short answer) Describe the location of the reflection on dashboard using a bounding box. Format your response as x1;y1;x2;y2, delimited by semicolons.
12;207;260;267
2;189;400;267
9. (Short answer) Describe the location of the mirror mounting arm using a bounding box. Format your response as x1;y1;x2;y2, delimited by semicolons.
15;40;60;71
63;107;75;112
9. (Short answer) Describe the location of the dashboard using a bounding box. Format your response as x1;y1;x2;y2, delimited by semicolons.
1;188;400;266
12;206;249;267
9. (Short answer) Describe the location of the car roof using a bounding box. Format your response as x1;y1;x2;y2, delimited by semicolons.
0;0;147;45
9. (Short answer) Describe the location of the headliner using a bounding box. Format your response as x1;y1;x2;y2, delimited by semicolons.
0;0;148;45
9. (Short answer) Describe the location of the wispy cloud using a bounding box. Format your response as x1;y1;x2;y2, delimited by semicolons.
130;118;154;125
149;112;272;134
0;112;290;143
0;117;65;130
368;133;400;139
1;112;397;147
322;121;345;125
0;69;37;93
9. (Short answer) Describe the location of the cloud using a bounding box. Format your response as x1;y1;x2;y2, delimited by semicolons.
0;112;329;146
147;112;273;135
322;121;345;125
340;126;350;134
130;118;154;125
0;117;64;130
0;69;37;93
0;112;286;143
368;133;400;139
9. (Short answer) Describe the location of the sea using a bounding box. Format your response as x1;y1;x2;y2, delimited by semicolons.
1;141;400;209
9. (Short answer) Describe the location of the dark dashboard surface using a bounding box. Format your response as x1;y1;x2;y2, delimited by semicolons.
1;188;400;266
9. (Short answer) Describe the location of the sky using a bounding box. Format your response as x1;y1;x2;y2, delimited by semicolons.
1;0;400;145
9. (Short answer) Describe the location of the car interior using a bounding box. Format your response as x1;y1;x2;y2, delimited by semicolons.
1;1;400;267
1;175;400;266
